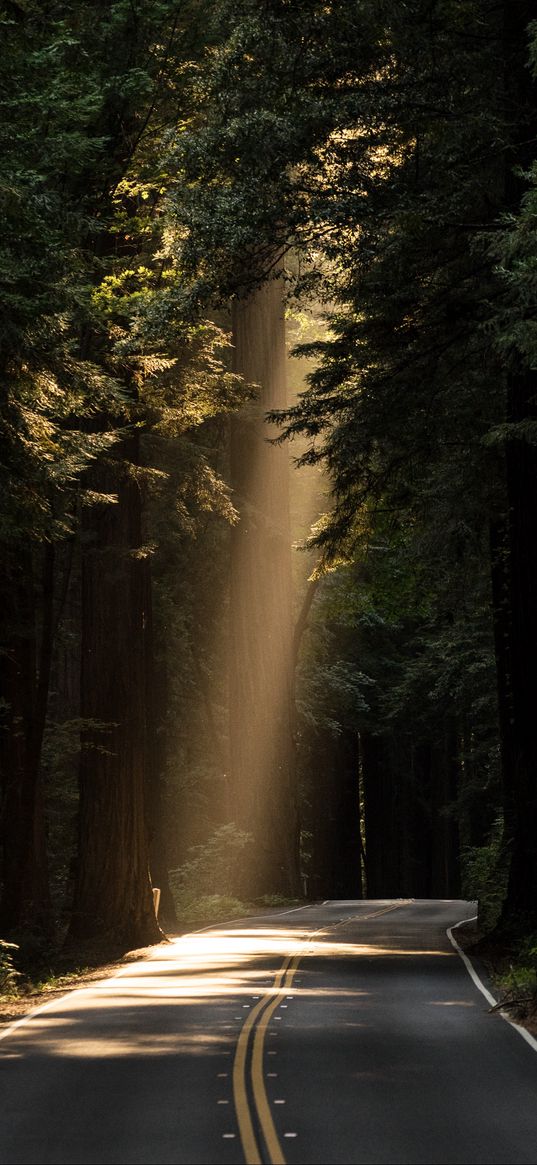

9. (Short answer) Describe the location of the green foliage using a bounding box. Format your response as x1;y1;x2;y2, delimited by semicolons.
171;894;251;926
256;895;301;909
169;823;254;901
0;940;21;995
496;957;537;1000
460;819;509;933
0;4;119;539
0;0;238;545
487;21;537;384
491;167;537;376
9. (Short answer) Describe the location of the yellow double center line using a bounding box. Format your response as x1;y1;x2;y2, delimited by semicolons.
232;901;410;1164
233;951;301;1164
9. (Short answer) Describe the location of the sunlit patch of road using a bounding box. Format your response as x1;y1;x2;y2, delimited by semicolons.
0;920;453;1064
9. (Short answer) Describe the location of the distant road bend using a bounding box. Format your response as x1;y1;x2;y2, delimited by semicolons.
1;899;537;1165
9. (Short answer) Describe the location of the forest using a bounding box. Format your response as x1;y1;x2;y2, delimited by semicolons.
1;0;537;1003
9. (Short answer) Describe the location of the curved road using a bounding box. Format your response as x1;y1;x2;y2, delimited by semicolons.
1;899;537;1164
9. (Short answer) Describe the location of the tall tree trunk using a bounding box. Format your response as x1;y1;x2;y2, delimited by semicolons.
305;727;362;900
305;731;336;900
229;277;300;896
143;572;177;931
331;729;363;898
362;732;393;897
67;441;161;950
429;728;460;898
0;546;53;935
496;0;537;926
489;515;515;849
501;366;537;923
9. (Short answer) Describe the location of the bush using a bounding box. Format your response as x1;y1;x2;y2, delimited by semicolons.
0;940;21;995
256;894;301;909
173;894;251;926
460;817;509;932
169;822;254;903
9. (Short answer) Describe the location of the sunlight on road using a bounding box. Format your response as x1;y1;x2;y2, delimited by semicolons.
1;923;455;1061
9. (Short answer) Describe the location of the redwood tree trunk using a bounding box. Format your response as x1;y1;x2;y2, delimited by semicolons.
0;546;53;935
429;729;460;898
496;0;537;926
143;569;177;931
361;732;393;897
501;365;537;923
330;729;363;898
305;727;362;900
68;441;161;950
229;278;300;897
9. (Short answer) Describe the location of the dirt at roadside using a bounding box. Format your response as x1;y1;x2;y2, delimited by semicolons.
0;906;284;1033
0;938;174;1034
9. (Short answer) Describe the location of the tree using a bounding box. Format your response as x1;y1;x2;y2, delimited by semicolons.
0;0;244;950
0;0;128;937
489;6;537;927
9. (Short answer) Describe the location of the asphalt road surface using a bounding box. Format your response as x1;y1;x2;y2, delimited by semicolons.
1;899;537;1165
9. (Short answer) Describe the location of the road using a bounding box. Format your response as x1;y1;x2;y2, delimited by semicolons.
1;899;537;1165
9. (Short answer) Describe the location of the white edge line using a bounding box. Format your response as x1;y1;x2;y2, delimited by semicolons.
448;917;537;1054
271;903;319;917
194;902;319;931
